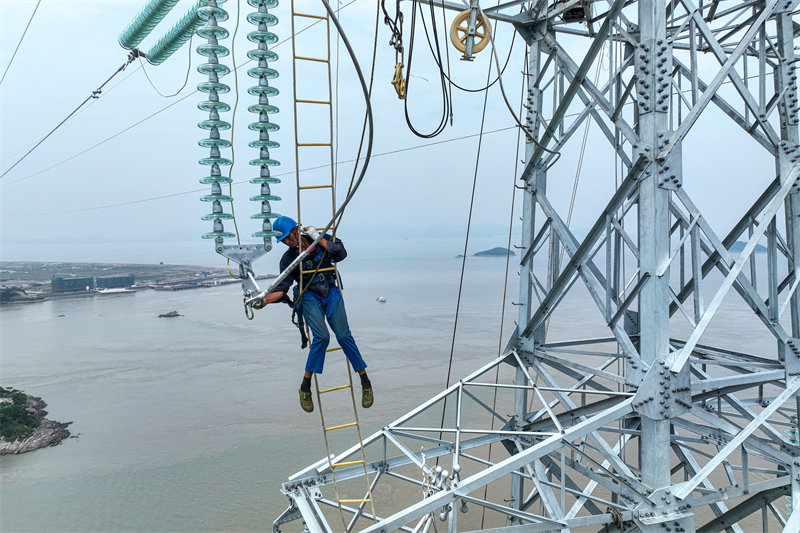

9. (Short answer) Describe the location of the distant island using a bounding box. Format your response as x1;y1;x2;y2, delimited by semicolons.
0;387;71;455
457;247;516;258
731;241;767;253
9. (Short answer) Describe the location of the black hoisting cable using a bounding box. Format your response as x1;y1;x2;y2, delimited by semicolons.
0;50;142;180
403;0;451;138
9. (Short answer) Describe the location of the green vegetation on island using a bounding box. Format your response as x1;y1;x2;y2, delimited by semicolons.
0;387;41;441
0;287;45;303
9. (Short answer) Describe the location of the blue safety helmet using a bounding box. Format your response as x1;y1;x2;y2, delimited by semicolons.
273;216;298;243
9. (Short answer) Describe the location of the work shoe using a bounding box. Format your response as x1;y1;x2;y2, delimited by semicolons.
362;387;374;409
298;388;314;412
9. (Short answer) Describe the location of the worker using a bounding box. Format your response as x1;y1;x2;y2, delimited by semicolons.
261;216;373;413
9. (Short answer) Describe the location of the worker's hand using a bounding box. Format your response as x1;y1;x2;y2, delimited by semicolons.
302;226;320;240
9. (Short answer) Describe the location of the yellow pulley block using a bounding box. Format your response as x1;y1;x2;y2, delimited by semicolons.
449;9;491;55
392;62;407;100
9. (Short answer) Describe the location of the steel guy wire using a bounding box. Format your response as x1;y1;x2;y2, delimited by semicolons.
0;51;140;181
0;0;43;87
0;0;360;182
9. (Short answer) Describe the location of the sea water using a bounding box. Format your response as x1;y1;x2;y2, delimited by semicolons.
0;238;527;532
0;238;783;532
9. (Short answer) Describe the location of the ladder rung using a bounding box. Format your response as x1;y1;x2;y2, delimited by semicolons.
339;499;371;503
301;267;336;274
299;184;333;190
325;422;357;432
296;99;331;105
296;55;328;63
326;347;342;352
332;460;364;467
294;12;327;20
297;143;332;147
320;384;351;394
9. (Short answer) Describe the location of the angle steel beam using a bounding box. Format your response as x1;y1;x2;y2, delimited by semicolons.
521;156;645;337
542;34;639;146
359;399;635;533
670;177;780;314
672;436;745;533
522;0;627;176
695;486;788;533
658;0;781;159
669;165;800;372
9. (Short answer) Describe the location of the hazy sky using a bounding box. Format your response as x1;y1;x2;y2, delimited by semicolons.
0;0;778;264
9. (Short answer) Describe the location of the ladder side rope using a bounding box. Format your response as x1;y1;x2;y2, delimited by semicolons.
289;0;379;526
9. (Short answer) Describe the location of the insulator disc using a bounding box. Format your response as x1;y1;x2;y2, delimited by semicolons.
197;25;230;39
248;85;279;97
201;194;234;202
248;139;280;149
199;156;233;166
251;212;282;219
249;157;280;167
199;176;233;184
247;66;278;79
197;6;230;22
197;43;230;58
247;0;279;8
201;213;236;220
198;100;231;112
199;138;232;148
250;177;281;184
248;103;279;114
252;230;283;238
246;12;278;26
198;63;231;76
246;30;278;44
202;231;236;239
248;121;279;132
250;195;281;202
198;81;230;94
247;49;278;62
198;119;232;130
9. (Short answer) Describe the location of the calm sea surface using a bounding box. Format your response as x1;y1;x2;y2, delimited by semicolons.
0;239;782;532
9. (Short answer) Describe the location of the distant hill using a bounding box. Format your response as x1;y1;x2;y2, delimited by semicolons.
731;241;767;253
474;247;516;257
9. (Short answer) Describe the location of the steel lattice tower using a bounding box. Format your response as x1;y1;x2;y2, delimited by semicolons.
274;0;800;531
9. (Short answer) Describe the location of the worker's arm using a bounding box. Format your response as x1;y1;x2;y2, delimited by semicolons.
264;291;286;304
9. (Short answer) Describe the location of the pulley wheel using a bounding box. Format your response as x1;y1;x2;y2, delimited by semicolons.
449;9;491;54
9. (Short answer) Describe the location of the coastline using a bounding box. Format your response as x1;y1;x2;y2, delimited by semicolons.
0;261;276;305
0;395;72;455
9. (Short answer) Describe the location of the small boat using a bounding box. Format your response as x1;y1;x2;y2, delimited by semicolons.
96;288;137;295
376;296;387;303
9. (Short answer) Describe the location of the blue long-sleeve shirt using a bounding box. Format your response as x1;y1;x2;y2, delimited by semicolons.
274;234;347;297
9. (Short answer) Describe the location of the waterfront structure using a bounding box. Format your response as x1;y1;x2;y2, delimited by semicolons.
50;276;95;293
274;0;800;531
96;275;135;289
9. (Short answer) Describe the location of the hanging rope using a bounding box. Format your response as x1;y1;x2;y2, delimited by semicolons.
139;33;195;97
480;44;528;530
437;5;501;451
